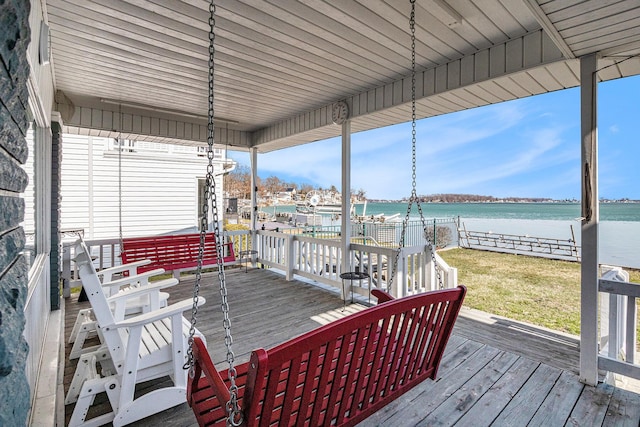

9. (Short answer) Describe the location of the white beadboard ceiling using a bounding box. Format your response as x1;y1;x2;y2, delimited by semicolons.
45;0;640;152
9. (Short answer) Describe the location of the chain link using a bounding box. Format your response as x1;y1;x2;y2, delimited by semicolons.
389;0;443;291
186;3;243;426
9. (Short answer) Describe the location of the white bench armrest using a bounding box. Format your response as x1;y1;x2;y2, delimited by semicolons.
113;298;205;328
106;278;177;303
97;259;153;282
101;268;167;292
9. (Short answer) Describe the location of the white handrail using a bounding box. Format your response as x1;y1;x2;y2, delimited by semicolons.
61;230;459;302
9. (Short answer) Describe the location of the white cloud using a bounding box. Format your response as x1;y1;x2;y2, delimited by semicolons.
230;95;582;199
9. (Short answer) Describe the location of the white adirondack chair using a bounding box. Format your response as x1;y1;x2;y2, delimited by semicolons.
68;258;173;360
66;239;206;427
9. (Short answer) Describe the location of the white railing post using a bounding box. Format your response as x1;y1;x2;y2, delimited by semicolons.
447;266;458;289
597;270;640;381
426;245;436;292
599;267;631;385
285;233;294;281
394;248;406;298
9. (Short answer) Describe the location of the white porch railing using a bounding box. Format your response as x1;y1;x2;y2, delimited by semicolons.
598;267;640;382
60;231;640;385
61;229;458;301
61;237;123;295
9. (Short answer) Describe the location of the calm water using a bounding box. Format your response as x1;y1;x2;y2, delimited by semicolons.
273;202;640;268
356;202;640;222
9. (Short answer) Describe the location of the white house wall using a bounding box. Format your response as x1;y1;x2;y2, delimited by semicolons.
60;135;226;240
27;0;54;127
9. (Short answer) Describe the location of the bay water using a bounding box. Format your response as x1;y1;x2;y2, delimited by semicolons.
360;202;640;269
273;202;640;268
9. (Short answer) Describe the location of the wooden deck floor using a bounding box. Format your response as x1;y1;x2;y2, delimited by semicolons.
63;267;640;426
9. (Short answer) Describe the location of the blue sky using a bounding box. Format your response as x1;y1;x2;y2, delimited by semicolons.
229;75;640;200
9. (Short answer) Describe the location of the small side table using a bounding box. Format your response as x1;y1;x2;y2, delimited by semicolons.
239;250;258;273
339;271;370;308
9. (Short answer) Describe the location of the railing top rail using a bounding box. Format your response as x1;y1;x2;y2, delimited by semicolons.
349;242;397;257
62;237;121;248
225;229;250;236
599;278;640;297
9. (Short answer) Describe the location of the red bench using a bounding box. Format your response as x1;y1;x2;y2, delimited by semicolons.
187;285;466;426
121;232;236;278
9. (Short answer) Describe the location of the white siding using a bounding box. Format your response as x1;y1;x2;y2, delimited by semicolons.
60;135;227;239
22;123;35;238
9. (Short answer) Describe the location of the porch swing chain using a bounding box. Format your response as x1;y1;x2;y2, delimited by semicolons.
117;104;124;252
186;2;242;426
390;0;443;290
117;135;123;249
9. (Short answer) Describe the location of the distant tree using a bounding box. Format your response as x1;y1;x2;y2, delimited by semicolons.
263;176;284;197
285;182;298;191
299;183;315;195
225;165;252;199
354;188;367;200
425;226;453;249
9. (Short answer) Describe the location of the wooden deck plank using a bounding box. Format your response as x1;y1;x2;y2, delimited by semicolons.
454;307;580;374
418;351;521;426
567;382;615;427
454;357;540;426
476;358;563;425
356;336;484;426
62;267;640;426
382;345;503;427
527;370;585;426
602;385;640;427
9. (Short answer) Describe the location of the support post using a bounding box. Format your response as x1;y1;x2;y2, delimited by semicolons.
250;147;258;253
340;120;352;300
580;53;599;386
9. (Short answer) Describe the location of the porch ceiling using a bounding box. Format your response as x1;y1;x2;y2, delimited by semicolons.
46;0;640;152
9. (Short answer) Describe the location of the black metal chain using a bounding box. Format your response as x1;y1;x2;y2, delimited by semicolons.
389;0;444;291
186;2;242;426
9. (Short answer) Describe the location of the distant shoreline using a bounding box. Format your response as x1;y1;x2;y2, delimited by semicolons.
366;199;640;204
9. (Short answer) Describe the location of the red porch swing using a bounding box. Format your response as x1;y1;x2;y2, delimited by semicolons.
185;1;466;426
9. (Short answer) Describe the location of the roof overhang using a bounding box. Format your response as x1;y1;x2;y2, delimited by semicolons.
46;0;640;152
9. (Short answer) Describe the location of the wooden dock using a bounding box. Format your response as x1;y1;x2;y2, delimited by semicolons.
63;267;640;426
458;224;580;262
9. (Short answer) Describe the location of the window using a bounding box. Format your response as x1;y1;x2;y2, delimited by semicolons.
21;119;37;270
110;138;136;152
197;146;223;158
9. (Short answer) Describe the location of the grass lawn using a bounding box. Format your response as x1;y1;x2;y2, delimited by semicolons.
439;248;640;336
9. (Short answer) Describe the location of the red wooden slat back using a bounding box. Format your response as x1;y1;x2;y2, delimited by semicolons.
243;286;466;427
187;286;466;427
121;232;235;273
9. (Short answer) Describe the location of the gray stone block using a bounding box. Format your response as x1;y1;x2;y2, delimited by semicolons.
0;4;19;74
0;255;30;426
0;227;24;274
0;1;30;80
0;62;14;104
0;143;28;192
5;93;28;135
0;196;24;230
0;106;29;163
0;0;31;424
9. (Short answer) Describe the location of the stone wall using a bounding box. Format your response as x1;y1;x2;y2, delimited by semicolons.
0;0;32;424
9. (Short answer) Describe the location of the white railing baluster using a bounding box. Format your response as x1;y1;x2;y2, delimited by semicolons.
626;296;636;365
598;269;640;381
